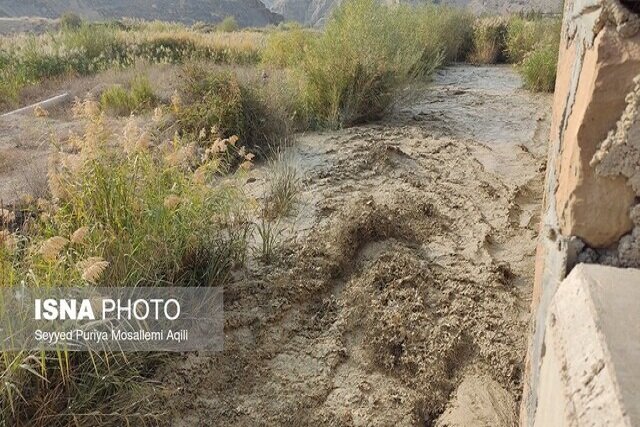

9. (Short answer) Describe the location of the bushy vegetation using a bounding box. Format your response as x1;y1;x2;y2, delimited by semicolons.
505;17;545;63
217;16;239;33
466;15;560;91
261;1;487;127
175;65;293;156
469;17;509;64
263;0;475;127
60;12;83;31
0;102;254;424
100;75;157;115
0;3;561;113
520;43;559;92
506;16;561;92
299;0;432;126
0;21;264;108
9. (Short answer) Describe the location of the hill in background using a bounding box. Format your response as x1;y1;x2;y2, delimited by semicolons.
0;0;283;27
262;0;562;25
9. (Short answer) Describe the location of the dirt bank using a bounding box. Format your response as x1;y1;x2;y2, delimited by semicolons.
155;65;552;426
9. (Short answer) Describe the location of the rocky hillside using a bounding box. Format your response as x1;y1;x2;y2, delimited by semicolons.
262;0;562;25
0;0;283;27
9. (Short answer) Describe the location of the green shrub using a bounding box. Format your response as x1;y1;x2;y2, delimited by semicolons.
130;75;156;106
506;17;561;64
520;44;558;92
60;11;83;31
0;350;164;426
176;66;291;155
100;76;157;116
262;28;317;68
298;0;433;128
0;109;251;425
100;85;133;115
505;17;540;63
469;17;508;64
264;151;301;219
0;51;21;108
414;5;475;63
504;16;560;92
57;24;128;73
217;16;239;33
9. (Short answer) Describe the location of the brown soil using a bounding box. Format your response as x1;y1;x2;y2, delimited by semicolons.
153;65;552;426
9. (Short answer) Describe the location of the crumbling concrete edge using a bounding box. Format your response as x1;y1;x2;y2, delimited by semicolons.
520;1;591;422
534;265;639;426
521;1;640;425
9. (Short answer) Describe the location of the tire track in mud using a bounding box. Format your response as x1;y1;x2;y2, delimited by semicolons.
156;66;552;427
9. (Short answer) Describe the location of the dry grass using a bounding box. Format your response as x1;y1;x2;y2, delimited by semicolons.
264;150;302;220
469;17;508;64
0;22;265;109
0;101;254;425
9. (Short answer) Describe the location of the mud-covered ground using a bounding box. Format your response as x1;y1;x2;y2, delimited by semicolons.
154;65;551;426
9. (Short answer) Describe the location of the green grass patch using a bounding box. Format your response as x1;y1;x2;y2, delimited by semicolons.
0;22;264;109
262;25;317;68
520;43;559;92
217;16;239;33
261;1;476;128
100;76;157;116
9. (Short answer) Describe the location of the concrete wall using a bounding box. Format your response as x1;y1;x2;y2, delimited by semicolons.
522;0;640;425
533;265;640;427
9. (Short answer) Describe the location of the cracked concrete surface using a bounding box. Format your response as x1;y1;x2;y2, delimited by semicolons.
574;76;640;268
523;1;640;425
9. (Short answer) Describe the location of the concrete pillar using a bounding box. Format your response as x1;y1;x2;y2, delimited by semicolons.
533;264;640;427
554;0;640;248
522;1;640;425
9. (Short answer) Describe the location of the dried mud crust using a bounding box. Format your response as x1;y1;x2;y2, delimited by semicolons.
155;66;550;426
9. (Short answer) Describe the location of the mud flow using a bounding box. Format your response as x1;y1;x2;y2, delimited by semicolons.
155;65;552;426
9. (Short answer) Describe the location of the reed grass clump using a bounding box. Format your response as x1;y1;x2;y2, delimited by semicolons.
217;16;239;33
469;17;508;64
506;16;561;92
0;102;255;425
262;26;317;68
100;75;157;115
175;65;293;156
520;43;559;92
298;0;436;127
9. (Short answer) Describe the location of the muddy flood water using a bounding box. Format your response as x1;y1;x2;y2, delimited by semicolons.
153;65;552;426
